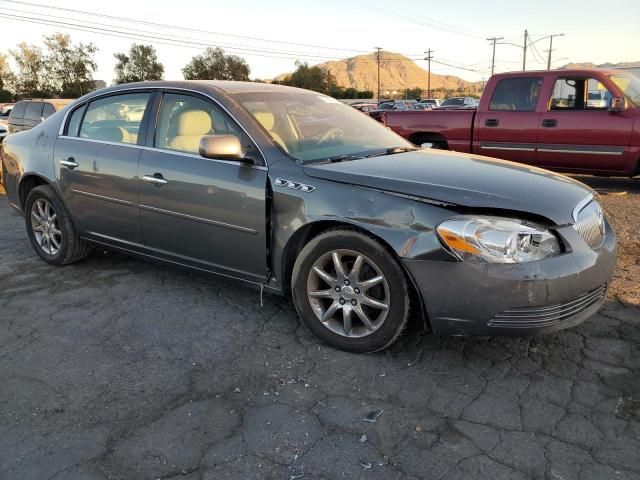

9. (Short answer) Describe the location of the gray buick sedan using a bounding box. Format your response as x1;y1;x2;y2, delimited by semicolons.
1;81;616;352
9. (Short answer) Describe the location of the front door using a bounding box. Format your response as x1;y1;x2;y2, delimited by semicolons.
537;76;634;172
138;92;268;282
55;91;153;246
476;76;543;165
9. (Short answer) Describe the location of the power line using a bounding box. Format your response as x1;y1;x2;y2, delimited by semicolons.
0;0;369;54
0;11;353;61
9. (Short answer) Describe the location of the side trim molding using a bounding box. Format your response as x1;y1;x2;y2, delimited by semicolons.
139;204;258;234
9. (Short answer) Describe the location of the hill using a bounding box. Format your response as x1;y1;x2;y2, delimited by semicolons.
560;60;640;70
275;51;481;94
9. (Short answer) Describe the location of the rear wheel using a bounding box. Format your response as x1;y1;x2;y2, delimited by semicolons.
25;185;90;265
292;229;410;353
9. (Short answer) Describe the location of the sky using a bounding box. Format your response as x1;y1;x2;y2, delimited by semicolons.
1;0;639;85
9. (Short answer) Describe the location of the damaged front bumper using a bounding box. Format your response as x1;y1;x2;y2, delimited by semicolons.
402;222;617;336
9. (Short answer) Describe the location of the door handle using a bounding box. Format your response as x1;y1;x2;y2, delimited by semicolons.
484;119;499;127
143;174;168;186
60;157;79;169
541;119;558;128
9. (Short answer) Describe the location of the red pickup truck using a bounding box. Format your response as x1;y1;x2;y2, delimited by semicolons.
374;69;640;177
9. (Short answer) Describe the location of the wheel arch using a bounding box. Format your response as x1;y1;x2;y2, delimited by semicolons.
18;173;54;210
279;219;429;331
408;132;449;149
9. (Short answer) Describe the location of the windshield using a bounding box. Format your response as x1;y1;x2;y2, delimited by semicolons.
610;73;640;107
233;91;413;162
441;98;465;106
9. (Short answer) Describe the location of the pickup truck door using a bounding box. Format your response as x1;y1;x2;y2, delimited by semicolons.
137;91;268;282
537;76;633;172
476;76;543;165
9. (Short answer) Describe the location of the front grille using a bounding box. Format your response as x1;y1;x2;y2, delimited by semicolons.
489;284;606;328
573;198;605;249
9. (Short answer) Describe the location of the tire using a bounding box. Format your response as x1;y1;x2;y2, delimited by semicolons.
25;184;90;265
291;229;410;353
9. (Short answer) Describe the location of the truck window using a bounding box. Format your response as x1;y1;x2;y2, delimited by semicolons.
489;78;542;112
550;78;612;111
24;102;44;122
9;101;26;120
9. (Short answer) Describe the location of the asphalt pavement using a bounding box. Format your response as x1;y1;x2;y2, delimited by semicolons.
0;179;639;480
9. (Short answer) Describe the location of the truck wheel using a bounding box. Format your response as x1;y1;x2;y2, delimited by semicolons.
291;229;410;353
25;185;90;266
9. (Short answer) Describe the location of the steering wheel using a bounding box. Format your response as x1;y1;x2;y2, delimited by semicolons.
316;127;344;145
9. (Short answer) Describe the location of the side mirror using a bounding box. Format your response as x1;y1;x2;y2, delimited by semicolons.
609;97;625;112
199;135;250;162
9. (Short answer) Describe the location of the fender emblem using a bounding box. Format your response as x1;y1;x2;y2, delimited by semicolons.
275;178;315;192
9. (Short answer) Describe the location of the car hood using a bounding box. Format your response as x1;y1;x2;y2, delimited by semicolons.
303;149;593;225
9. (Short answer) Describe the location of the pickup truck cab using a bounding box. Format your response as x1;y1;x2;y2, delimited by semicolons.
376;69;640;177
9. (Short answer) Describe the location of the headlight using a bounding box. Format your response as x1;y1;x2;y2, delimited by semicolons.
436;216;560;263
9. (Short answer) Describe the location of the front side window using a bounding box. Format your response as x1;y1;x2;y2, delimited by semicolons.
550;78;612;111
24;102;44;122
79;93;151;144
155;93;242;155
489;78;542;111
233;90;414;163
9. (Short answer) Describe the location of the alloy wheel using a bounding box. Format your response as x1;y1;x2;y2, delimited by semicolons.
31;198;62;256
306;249;390;338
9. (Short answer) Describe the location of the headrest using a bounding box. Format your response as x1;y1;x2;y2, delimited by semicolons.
93;126;130;143
253;112;275;131
175;109;212;136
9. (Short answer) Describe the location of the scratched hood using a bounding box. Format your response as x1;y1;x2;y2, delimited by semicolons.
303;149;593;224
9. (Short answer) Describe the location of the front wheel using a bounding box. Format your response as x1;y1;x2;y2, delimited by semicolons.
25;185;90;265
291;229;410;353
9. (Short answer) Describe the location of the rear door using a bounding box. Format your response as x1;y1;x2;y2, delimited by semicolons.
137;91;268;282
537;75;633;172
55;91;154;247
476;76;543;165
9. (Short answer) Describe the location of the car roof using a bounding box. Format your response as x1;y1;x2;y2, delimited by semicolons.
94;80;318;97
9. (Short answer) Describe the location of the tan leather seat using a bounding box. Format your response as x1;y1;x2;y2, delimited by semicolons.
168;109;212;154
253;112;289;152
92;126;134;143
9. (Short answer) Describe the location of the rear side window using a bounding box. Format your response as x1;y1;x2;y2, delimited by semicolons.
42;103;56;119
79;93;151;145
24;102;44;122
65;105;86;137
10;101;26;119
489;77;542;112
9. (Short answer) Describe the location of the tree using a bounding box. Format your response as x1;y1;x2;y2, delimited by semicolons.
114;44;164;84
44;33;97;97
280;61;329;93
182;47;250;81
10;42;51;97
0;53;16;101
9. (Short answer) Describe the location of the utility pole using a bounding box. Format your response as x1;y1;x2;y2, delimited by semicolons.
424;49;433;99
522;29;528;71
546;33;565;69
486;36;503;76
375;47;382;101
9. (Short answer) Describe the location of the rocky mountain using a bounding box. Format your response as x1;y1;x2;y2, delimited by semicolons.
275;51;482;93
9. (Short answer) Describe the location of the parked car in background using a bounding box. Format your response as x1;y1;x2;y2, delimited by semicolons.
0;119;8;143
375;99;416;111
419;98;441;108
7;99;72;134
0;103;14;118
1;80;616;352
412;103;433;111
351;102;378;113
374;69;640;177
437;96;478;109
